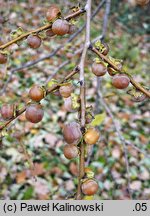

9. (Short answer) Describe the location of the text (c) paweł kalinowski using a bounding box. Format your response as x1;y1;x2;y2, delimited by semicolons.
20;203;103;212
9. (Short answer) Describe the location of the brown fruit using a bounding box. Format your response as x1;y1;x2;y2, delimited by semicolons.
62;122;82;144
52;19;70;36
46;29;56;37
46;5;60;22
29;85;45;102
84;127;100;145
81;179;99;195
59;83;73;98
63;144;79;159
136;0;150;5
92;62;107;76
101;43;109;55
0;53;7;64
25;104;44;123
112;74;130;89
27;35;41;49
1;104;14;120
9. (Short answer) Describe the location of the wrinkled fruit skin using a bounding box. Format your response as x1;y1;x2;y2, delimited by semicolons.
1;104;14;120
59;84;73;98
0;53;7;64
81;179;99;195
27;35;41;49
46;5;60;21
92;62;107;76
63;122;82;144
84;127;100;145
29;85;45;102
63;144;78;159
112;74;130;89
25;104;44;123
52;19;69;36
136;0;150;5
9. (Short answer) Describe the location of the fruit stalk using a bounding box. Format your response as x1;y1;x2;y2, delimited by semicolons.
90;46;150;98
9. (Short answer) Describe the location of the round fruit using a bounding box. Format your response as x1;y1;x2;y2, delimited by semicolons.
68;25;76;34
63;144;79;159
27;35;41;49
63;122;82;144
136;0;149;5
52;19;70;36
112;74;130;89
25;104;44;123
84;127;100;145
0;53;7;64
46;5;60;22
101;43;109;55
46;29;56;37
29;85;45;102
59;83;73;98
81;179;99;195
92;62;107;76
1;104;14;120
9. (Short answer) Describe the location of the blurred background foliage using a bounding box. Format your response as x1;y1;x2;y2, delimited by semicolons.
0;0;149;200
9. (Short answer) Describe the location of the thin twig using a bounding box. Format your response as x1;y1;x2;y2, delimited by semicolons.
76;0;92;200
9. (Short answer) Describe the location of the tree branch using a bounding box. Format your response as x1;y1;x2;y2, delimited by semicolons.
76;0;92;200
0;9;85;50
0;67;79;131
90;46;150;98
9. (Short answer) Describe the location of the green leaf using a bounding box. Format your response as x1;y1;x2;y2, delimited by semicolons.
91;112;106;126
